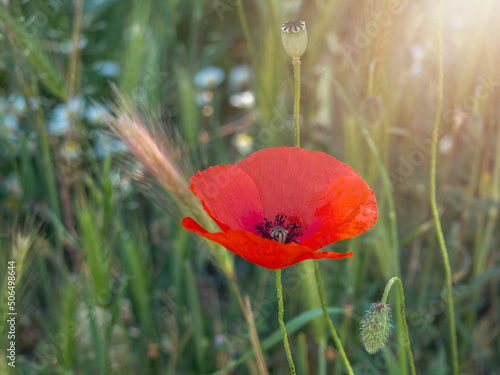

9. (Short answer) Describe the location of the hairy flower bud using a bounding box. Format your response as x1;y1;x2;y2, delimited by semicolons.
360;302;392;354
281;20;308;62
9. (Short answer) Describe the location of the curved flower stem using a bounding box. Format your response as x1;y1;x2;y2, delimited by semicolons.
431;1;459;374
276;269;296;374
314;260;354;375
293;61;301;148
381;277;416;375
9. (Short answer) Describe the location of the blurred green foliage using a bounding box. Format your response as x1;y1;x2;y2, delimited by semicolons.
0;0;499;374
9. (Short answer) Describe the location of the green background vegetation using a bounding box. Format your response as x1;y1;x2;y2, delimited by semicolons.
0;0;499;373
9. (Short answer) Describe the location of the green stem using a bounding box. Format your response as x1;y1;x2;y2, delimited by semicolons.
293;61;301;148
313;260;354;375
276;269;296;374
293;54;352;374
431;1;459;374
381;277;417;375
272;55;301;375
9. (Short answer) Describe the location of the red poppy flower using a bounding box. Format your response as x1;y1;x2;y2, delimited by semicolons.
182;147;378;269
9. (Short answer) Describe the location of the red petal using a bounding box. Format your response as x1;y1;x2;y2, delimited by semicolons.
190;165;264;232
182;217;353;270
300;176;378;250
235;147;359;229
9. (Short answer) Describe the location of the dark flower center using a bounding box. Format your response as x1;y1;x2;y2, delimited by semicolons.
255;215;302;244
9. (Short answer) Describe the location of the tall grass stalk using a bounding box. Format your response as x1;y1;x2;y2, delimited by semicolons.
59;0;85;241
313;260;354;375
66;0;84;99
0;4;67;99
331;76;399;270
298;261;326;352
430;1;459;373
2;2;62;229
332;67;407;375
229;275;269;375
236;0;277;128
244;295;270;375
235;0;259;88
473;104;500;278
296;332;309;375
333;74;409;375
185;261;206;371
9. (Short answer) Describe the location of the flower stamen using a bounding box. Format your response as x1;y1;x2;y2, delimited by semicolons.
255;215;302;244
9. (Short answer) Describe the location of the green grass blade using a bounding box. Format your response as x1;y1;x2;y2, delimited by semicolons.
211;307;345;375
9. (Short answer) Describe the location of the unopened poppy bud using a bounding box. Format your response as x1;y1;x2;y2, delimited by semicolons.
281;20;308;63
360;302;392;354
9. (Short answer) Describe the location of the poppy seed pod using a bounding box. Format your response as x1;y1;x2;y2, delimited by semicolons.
281;20;308;62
